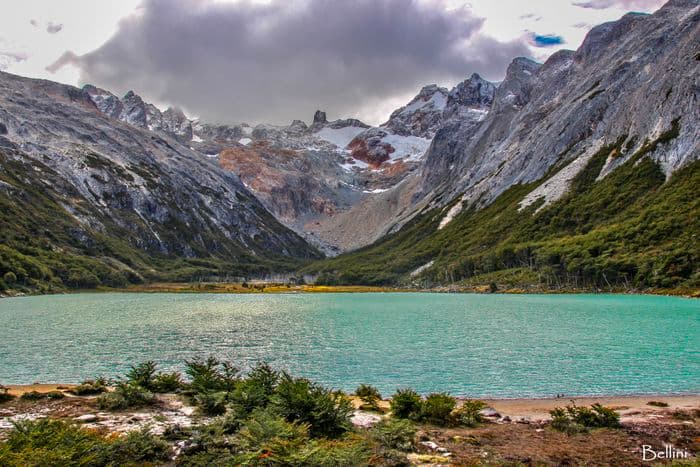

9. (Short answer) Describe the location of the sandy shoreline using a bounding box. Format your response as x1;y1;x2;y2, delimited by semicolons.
6;384;698;423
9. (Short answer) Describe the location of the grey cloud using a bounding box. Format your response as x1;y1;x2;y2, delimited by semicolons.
46;22;63;34
572;0;665;10
49;0;529;125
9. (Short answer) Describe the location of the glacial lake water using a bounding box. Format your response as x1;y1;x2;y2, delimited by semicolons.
0;292;698;398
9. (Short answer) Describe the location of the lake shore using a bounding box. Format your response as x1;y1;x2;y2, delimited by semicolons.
1;281;698;298
5;384;698;423
2;385;698;464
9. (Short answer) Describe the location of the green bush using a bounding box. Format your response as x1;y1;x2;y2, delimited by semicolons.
0;385;14;404
19;391;46;401
45;391;65;400
370;418;416;452
355;384;382;409
125;361;157;390
106;428;170;465
124;361;182;393
0;419;169;466
273;374;353;438
228;363;280;417
455;399;487;427
550;403;620;433
194;391;229;416
152;371;184;393
95;382;155;411
2;271;16;285
0;418;107;466
390;388;423;420
185;356;239;394
69;378;107;396
420;393;457;426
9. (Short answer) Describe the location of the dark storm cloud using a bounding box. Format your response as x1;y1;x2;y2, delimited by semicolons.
48;0;529;124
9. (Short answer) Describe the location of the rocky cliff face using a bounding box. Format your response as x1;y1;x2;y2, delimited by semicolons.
304;0;700;289
418;0;699;224
0;71;320;288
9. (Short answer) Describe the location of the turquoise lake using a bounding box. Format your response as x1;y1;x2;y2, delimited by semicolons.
1;293;698;397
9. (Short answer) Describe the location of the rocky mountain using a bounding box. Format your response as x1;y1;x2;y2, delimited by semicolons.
1;0;695;293
77;78;492;255
305;0;700;291
418;2;698;214
0;71;320;292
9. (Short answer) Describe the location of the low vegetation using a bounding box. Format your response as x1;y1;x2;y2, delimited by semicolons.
355;383;382;411
0;419;169;466
550;402;621;434
1;359;630;465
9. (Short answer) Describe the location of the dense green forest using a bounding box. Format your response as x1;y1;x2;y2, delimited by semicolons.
305;127;699;292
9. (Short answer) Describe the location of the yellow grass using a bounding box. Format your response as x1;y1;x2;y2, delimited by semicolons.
121;282;414;294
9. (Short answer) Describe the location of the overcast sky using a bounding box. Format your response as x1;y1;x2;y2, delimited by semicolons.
0;0;666;125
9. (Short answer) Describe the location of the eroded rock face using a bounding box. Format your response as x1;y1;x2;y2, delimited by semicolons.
417;0;699;224
383;84;449;138
0;71;319;263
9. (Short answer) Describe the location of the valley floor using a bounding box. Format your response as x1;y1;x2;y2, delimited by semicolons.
3;281;697;298
1;386;698;465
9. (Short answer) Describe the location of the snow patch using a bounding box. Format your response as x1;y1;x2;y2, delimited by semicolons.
382;134;432;162
341;158;369;171
363;188;389;194
438;198;464;230
241;125;253;135
410;260;434;277
518;142;603;212
239;137;252;146
399;91;447;115
315;126;366;148
191;134;204;143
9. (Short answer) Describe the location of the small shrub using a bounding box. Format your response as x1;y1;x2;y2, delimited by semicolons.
303;437;372;466
233;408;310;462
273;374;353;438
0;385;14;404
0;419;169;466
550;402;620;433
390;388;423;420
194;391;228;416
3;271;17;285
647;400;669;407
19;391;45;401
69;378;107;396
95;382;155;411
185;356;239;394
126;361;157;390
355;384;382;409
106;428;170;464
228;362;280;417
0;419;107;466
370;418;416;452
420;393;457;426
45;391;65;400
454;399;487;427
152;372;184;393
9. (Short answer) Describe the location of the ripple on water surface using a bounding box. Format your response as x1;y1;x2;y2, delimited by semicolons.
1;292;698;397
